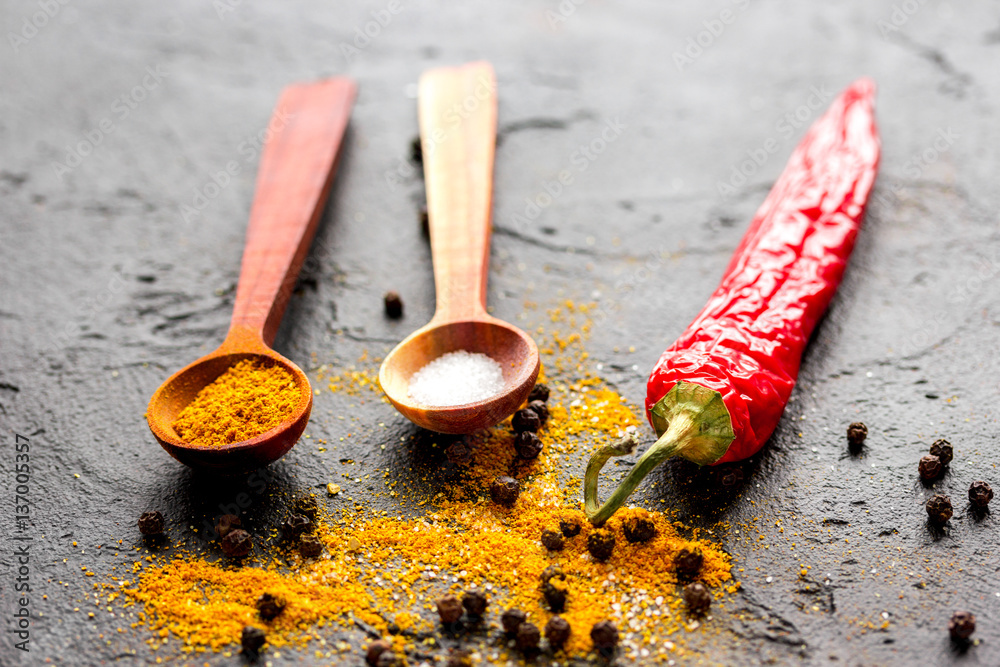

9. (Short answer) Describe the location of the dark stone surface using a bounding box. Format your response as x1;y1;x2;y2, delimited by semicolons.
2;1;999;664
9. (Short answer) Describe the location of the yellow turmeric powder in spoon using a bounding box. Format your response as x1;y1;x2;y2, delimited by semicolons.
172;358;299;446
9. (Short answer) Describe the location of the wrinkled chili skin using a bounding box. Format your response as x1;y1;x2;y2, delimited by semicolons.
645;79;880;465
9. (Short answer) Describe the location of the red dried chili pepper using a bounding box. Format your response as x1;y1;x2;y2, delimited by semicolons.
585;79;880;524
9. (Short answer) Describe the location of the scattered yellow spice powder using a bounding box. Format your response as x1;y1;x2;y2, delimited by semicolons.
121;302;736;662
124;501;730;658
125;388;731;661
172;358;299;446
323;367;382;397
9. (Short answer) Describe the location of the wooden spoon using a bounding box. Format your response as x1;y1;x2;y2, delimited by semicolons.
146;78;356;473
379;62;540;434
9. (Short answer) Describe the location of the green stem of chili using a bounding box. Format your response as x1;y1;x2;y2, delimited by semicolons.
584;381;735;525
584;413;697;526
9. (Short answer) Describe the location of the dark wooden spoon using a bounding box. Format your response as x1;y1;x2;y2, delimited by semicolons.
146;78;355;473
379;62;540;434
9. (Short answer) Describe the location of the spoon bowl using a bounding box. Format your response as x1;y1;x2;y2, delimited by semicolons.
379;62;540;434
146;78;355;473
147;346;312;472
380;317;539;434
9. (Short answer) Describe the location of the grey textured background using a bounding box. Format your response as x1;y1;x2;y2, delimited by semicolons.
2;1;1000;665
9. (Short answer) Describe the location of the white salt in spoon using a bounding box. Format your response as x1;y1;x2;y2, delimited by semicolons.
378;62;539;434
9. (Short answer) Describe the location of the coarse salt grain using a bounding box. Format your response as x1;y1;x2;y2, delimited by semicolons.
407;351;504;407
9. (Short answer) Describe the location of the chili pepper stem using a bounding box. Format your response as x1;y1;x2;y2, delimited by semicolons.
585;414;695;525
584;381;735;525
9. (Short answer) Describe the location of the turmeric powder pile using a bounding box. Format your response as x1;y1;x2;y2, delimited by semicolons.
125;500;731;660
172;358;299;446
118;301;739;663
122;391;735;662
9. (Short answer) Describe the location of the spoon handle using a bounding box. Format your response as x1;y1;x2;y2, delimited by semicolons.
228;78;356;347
419;62;497;324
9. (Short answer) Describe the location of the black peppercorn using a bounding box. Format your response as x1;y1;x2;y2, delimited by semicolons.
365;639;391;666
918;455;942;481
847;422;867;449
377;651;403;667
294;496;318;520
623;516;656;544
559;517;581;538
501;608;526;635
926;494;953;524
409;136;422;165
461;589;488;617
383;291;403;319
299;534;323;558
675;548;704;581
590;620;618;654
541;528;564;551
256;592;286;621
445;441;473;466
215;514;241;538
512;408;541;433
417;209;431;239
528;383;550;404
436;595;462;625
545;615;571;650
490;476;520;507
138;511;164;536
221;529;252;558
514;431;543;459
929;438;953;466
516;622;540;652
543;581;567;613
969;480;993;509
527;400;549;425
683;582;711;616
240;626;266;654
281;514;312;539
419;206;430;238
587;529;615;562
949;610;976;641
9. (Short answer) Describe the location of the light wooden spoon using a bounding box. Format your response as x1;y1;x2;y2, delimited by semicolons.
379;62;539;434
